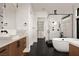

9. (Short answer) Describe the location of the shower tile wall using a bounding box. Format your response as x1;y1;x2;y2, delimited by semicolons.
0;4;3;29
48;15;61;39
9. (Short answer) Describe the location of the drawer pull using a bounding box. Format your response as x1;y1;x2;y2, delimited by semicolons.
0;49;6;53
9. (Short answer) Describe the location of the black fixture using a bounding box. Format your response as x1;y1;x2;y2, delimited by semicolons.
60;32;64;38
4;22;8;26
77;18;79;38
57;29;59;31
62;14;70;19
1;30;8;34
0;15;3;17
16;3;18;8
4;3;6;8
1;30;3;33
52;22;54;23
62;39;64;40
24;22;27;26
52;29;54;31
54;10;57;15
77;8;79;16
5;23;8;25
1;21;3;24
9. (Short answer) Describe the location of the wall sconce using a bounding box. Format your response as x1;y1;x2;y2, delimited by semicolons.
24;22;27;26
4;22;8;26
1;21;3;24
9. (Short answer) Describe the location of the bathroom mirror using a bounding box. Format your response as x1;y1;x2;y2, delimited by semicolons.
48;14;73;39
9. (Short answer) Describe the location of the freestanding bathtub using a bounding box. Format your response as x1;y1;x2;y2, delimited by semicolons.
52;38;77;52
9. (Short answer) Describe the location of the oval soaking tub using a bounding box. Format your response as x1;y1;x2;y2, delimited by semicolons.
52;38;77;52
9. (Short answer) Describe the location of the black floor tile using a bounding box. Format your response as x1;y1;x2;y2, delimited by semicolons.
29;38;69;56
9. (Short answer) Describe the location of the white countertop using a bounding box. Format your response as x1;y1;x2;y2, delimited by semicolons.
53;38;79;47
1;36;79;49
69;40;79;47
0;35;26;48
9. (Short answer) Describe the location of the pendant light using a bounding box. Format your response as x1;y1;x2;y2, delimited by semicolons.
4;3;6;8
54;10;57;15
16;3;18;8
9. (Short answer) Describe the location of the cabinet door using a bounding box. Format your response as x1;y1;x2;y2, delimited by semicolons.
9;41;18;56
69;44;79;56
9;37;26;56
0;45;9;56
18;37;26;56
21;37;26;50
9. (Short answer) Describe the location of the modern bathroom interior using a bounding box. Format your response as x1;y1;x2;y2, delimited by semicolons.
0;3;79;56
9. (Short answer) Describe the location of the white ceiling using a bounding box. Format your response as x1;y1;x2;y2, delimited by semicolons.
31;3;74;11
0;3;79;14
31;3;76;14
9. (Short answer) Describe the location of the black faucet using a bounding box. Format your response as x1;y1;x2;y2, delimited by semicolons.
1;30;8;34
60;32;63;38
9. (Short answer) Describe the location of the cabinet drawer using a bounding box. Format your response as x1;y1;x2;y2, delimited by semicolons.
69;44;79;56
0;45;9;56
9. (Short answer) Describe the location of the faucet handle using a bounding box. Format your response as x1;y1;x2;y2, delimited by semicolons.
62;39;64;40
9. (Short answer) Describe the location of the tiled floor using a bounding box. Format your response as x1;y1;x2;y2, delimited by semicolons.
28;38;69;56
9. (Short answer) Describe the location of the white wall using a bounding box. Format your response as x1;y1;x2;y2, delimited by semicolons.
16;4;28;30
32;12;37;42
0;4;3;29
27;4;34;51
3;4;16;29
32;4;76;41
16;4;35;52
0;4;16;35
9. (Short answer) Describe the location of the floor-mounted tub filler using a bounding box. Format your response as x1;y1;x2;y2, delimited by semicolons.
52;38;78;52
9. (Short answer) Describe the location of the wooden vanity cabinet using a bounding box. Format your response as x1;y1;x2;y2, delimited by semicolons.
0;45;9;56
0;37;26;56
69;44;79;56
9;37;26;56
9;41;19;56
18;37;26;56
